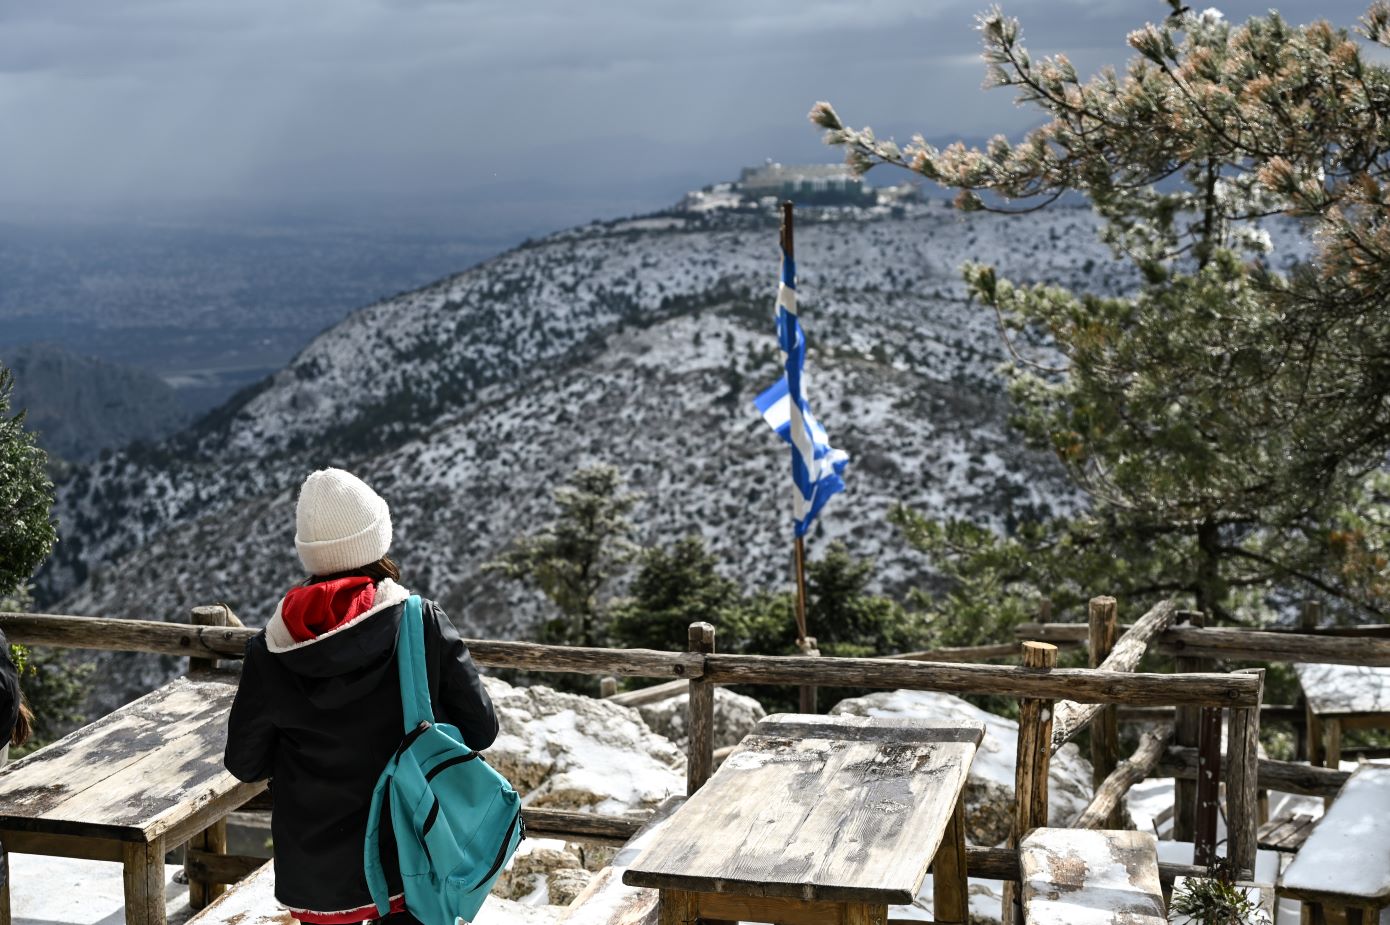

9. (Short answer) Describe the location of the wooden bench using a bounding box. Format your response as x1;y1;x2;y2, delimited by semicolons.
1019;828;1165;925
1257;809;1319;854
186;860;287;925
0;673;266;925
563;797;683;925
1278;765;1390;925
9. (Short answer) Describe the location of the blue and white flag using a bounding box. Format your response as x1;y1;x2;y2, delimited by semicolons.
753;249;849;538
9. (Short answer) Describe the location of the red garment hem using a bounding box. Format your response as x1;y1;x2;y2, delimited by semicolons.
292;894;406;924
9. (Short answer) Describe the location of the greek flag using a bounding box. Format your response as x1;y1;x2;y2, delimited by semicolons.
753;249;849;538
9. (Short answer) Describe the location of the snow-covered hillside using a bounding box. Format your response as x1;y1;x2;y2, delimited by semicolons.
38;195;1306;707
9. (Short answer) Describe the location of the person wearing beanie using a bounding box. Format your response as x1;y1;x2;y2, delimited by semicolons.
224;468;498;925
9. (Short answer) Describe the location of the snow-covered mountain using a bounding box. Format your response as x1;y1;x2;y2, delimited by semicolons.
47;193;1302;706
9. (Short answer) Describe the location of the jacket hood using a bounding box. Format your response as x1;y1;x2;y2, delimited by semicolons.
264;578;410;681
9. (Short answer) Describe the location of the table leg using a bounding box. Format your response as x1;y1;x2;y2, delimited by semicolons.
122;839;166;925
1323;720;1342;809
844;903;888;924
658;889;698;925
187;818;228;909
933;793;968;925
1306;708;1323;769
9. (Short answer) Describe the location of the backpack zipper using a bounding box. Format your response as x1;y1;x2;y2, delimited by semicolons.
468;805;522;891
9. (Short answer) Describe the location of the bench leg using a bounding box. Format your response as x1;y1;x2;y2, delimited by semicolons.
658;889;697;925
187;818;228;909
122;839;166;925
933;794;968;925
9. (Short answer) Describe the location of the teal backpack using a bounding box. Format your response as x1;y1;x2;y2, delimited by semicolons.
364;595;524;925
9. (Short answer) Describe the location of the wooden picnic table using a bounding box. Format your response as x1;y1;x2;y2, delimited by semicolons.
1295;663;1390;776
622;713;984;925
0;672;265;925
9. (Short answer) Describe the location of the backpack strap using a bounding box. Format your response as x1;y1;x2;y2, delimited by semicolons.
396;595;435;733
362;764;396;916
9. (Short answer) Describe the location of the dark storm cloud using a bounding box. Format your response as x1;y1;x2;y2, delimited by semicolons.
0;0;1377;223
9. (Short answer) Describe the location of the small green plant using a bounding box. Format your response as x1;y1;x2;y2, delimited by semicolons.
1169;873;1269;925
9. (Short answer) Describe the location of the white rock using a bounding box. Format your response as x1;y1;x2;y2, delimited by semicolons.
831;689;1093;844
635;686;767;750
483;677;685;815
475;897;564;925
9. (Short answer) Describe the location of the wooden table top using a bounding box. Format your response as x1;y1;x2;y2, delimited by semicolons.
1280;765;1390;904
622;713;983;906
0;673;263;844
1295;663;1390;718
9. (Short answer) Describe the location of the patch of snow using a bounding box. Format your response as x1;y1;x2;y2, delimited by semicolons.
1281;766;1390;899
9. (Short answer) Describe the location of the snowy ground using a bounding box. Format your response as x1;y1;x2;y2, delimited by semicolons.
9;856;193;925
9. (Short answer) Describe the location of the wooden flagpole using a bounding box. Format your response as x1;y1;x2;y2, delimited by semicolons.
782;201;819;714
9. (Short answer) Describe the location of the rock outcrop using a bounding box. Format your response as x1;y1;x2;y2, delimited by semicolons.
484;677;685;815
634;686;766;751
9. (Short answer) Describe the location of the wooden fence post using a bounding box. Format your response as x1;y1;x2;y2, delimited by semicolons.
1088;596;1120;828
797;636;820;715
1300;601;1322;766
600;676;618;698
188;605;230;675
1004;641;1057;925
1226;668;1264;880
1173;609;1207;844
686;623;716;796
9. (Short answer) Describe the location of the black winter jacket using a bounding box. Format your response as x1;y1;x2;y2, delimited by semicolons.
224;586;498;913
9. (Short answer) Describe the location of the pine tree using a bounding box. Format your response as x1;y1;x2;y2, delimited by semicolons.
811;3;1390;624
486;464;639;647
0;366;56;598
607;536;741;651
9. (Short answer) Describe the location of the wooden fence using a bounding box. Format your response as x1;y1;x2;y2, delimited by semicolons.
19;594;1390;886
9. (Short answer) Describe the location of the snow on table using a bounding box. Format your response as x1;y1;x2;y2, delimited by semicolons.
1295;663;1390;717
1280;765;1390;904
1019;828;1165;925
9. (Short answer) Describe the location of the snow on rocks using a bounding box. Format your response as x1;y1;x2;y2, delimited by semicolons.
635;686;766;751
831;689;1094;845
484;677;685;815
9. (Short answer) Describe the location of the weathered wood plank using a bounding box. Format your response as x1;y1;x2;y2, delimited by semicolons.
1172;610;1207;844
623;714;983;905
703;653;1257;707
1005;642;1057;925
184;849;267;886
0;612;254;660
1019;828;1165;925
1226;669;1265;879
1050;599;1179;752
524;808;647;845
184;860;289;925
1076;726;1173;830
1258;811;1319;853
467;640;704;679
186;818;227;909
686;623;715;795
607;679;688;707
0;677;247;840
1158;746;1350;798
1088;597;1121;828
1160;628;1390;667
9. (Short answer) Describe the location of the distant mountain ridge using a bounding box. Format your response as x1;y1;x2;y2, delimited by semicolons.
4;344;188;463
37;195;1308;710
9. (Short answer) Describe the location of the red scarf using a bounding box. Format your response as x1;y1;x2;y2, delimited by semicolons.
280;576;377;642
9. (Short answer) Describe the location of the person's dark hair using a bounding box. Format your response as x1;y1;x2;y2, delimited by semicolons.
306;555;401;586
12;697;31;748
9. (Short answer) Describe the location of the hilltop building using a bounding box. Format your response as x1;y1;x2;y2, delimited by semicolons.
736;162;876;206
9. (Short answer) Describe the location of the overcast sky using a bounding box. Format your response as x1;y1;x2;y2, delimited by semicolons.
0;0;1377;232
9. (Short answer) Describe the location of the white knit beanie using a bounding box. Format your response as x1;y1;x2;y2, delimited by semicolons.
294;468;392;576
